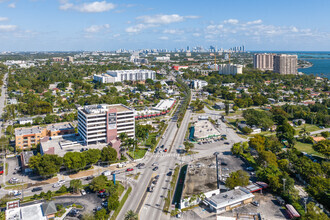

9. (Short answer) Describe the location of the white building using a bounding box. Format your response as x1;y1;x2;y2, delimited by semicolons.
93;69;156;83
152;99;176;111
77;104;135;145
153;56;170;61
192;80;208;89
218;64;243;75
17;117;33;125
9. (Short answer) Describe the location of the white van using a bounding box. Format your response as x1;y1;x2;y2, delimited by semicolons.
102;171;111;176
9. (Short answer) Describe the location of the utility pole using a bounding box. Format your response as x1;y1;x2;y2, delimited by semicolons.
214;152;220;192
304;197;308;214
282;178;286;194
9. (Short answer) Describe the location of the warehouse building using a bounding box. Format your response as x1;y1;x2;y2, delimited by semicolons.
77;104;135;145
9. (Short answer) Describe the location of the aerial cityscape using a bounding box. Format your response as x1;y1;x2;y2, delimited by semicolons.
0;0;329;220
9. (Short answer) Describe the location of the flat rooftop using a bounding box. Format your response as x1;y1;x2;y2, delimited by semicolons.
206;187;254;208
80;104;133;115
40;135;105;157
152;99;176;111
46;122;74;132
194;120;221;140
15;126;42;136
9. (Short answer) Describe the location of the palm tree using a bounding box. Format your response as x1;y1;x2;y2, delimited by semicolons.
124;210;138;220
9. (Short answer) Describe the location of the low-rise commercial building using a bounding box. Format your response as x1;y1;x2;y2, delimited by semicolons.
77;104;135;145
15;122;75;149
6;200;57;220
94;69;156;84
204;187;254;213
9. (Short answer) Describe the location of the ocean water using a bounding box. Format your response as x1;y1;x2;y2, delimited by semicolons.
252;51;330;78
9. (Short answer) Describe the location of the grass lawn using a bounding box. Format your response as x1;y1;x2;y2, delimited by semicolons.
294;124;320;135
127;148;148;159
227;110;243;116
295;141;323;157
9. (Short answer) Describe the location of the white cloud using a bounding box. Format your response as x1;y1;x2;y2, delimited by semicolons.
84;24;110;33
0;17;8;22
224;19;239;24
159;36;169;40
163;29;184;35
8;3;15;8
59;1;115;13
193;33;201;37
126;14;198;33
0;25;17;32
246;19;262;25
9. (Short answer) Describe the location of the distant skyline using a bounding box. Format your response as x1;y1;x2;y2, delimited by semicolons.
0;0;330;51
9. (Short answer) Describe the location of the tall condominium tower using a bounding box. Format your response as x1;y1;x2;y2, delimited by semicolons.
273;54;298;75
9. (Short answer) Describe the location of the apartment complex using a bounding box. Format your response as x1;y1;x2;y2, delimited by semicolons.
15;123;75;149
274;54;298;75
191;80;208;89
93;69;156;83
218;64;243;75
77;104;135;145
253;53;275;71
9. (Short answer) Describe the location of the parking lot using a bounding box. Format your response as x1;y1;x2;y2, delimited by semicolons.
219;193;288;220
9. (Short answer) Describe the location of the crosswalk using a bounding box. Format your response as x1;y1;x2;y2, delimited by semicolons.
153;153;182;158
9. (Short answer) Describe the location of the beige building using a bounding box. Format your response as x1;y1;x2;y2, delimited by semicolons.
15;122;75;149
253;53;275;71
274;54;298;75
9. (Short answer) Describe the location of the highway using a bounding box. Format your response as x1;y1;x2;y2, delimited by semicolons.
0;73;8;186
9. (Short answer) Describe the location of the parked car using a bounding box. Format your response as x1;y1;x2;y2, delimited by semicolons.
80;189;86;196
31;187;43;192
155;175;160;180
9;190;21;196
126;168;133;172
246;167;254;171
167;171;173;176
160;145;164;148
69;209;79;217
86;176;94;180
221;162;227;166
58;180;65;184
252;201;259;206
164;148;168;152
224;142;230;145
101;201;108;207
52;183;61;188
153;166;158;171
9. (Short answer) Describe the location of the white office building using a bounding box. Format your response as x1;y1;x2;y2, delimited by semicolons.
153;56;170;61
218;64;243;75
77;104;135;145
192;80;208;89
93;69;156;83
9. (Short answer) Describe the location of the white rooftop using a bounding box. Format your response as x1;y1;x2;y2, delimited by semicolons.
152;99;175;111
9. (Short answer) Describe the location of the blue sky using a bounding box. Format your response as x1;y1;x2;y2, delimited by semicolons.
0;0;330;51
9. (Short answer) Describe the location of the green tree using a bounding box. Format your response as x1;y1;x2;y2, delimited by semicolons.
225;101;230;115
225;170;249;189
125;210;138;220
63;152;86;171
302;202;329;220
320;131;330;139
258;151;278;167
29;154;63;177
231;143;243;155
89;175;108;192
82;149;101;165
276;122;295;146
94;208;108;220
101;146;118;162
70;179;82;193
249;135;266;152
313;140;330;158
107;193;120;210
